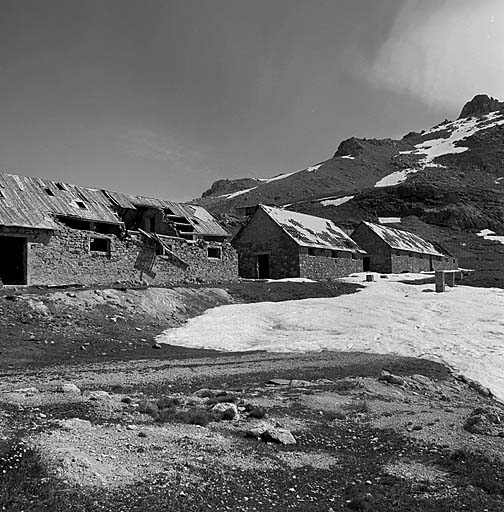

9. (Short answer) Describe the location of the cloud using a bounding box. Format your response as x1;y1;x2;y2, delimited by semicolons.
359;0;504;109
120;128;210;175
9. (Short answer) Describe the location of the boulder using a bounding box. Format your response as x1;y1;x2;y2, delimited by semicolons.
378;371;405;386
83;390;110;401
266;378;291;386
211;402;240;421
245;421;296;445
464;407;504;437
57;383;81;394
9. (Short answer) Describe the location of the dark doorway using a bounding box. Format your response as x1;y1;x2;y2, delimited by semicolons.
363;256;371;272
429;256;434;271
257;254;269;279
0;236;27;284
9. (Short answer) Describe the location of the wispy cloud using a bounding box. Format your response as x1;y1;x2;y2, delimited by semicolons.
119;128;211;176
357;0;504;109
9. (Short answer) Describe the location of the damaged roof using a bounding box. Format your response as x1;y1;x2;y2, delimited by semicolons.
103;190;229;237
0;173;122;229
0;172;228;237
361;221;445;257
261;204;365;253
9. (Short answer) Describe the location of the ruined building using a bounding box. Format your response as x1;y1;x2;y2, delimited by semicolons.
0;173;237;286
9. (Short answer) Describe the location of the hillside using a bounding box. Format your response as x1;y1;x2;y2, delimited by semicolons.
193;94;504;287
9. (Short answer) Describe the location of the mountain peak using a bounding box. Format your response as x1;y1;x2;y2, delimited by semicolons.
458;94;504;119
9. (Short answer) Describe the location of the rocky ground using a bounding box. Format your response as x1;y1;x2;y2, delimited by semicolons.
1;281;504;511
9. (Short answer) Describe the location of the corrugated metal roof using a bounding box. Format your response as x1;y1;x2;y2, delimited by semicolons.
362;221;445;257
0;172;228;237
261;205;365;253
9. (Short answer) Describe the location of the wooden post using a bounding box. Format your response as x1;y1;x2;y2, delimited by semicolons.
435;270;445;293
445;271;456;287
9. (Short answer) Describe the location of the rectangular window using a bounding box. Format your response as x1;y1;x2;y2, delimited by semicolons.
207;247;222;259
308;247;316;256
331;250;338;258
351;253;359;260
90;237;110;254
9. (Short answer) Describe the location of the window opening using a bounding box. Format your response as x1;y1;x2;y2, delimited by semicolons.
56;182;67;191
75;201;87;210
45;188;55;197
207;247;222;259
90;237;110;254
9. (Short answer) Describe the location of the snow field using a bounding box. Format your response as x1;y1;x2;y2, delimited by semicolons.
157;276;504;401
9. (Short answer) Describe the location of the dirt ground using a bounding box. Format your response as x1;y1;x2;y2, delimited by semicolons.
1;280;504;511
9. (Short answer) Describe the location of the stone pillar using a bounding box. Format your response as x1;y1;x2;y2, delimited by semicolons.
445;271;456;287
435;270;445;293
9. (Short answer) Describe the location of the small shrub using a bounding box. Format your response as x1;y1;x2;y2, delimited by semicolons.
207;394;238;406
345;400;370;414
325;409;346;421
248;406;266;419
155;408;177;424
177;408;212;427
156;397;180;410
138;400;159;416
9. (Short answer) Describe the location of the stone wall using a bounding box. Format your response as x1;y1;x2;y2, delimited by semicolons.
298;247;363;279
233;209;300;279
28;226;238;286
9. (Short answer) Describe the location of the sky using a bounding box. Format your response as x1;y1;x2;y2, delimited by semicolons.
0;0;502;200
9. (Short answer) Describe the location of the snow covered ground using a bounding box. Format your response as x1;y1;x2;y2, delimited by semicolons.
157;274;504;401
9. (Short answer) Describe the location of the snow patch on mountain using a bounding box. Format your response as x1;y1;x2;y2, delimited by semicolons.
375;111;504;188
375;169;416;187
320;195;354;207
477;229;504;245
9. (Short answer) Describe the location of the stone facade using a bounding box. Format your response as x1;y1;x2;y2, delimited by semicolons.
233;209;363;280
27;225;238;286
351;223;457;273
298;247;363;280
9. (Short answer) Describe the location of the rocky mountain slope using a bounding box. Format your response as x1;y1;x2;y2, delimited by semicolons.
193;94;504;286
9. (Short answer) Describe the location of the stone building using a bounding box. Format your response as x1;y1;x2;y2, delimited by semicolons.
351;221;458;273
233;205;365;280
0;173;237;286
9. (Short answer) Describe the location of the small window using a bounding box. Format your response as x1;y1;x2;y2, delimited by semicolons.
0;190;5;199
45;188;55;197
351;253;358;260
308;247;316;256
90;237;110;254
331;250;338;258
56;182;67;191
207;247;222;259
75;201;87;210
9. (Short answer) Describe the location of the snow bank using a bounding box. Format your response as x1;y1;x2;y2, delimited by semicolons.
157;278;504;400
